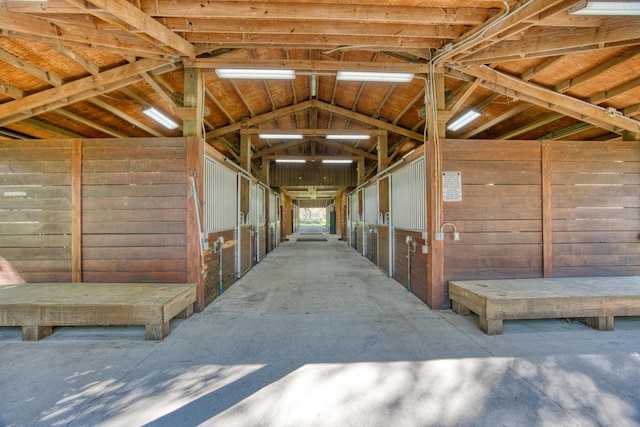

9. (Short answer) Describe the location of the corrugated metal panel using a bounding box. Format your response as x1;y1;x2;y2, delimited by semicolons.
350;191;360;222
391;157;426;231
269;191;278;223
364;183;378;224
204;156;238;232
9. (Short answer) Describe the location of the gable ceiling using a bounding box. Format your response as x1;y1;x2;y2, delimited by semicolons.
1;0;640;198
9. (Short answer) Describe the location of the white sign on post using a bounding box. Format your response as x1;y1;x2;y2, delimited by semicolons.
442;171;462;202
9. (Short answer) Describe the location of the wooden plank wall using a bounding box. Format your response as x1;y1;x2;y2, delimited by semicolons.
549;141;640;276
441;139;640;305
0;137;193;284
204;229;237;306
442;140;543;299
0;140;73;282
82;138;189;282
393;229;428;301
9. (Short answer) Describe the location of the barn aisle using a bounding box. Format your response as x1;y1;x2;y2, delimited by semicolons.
1;233;639;426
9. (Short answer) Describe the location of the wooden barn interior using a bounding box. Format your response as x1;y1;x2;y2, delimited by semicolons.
1;0;640;337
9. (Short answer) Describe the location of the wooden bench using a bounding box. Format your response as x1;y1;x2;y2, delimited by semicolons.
449;277;640;335
0;282;196;341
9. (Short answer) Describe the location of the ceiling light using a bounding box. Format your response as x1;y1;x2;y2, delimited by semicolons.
336;71;414;82
569;1;640;15
325;134;370;140
447;110;481;131
259;134;303;139
142;107;179;129
275;159;306;163
322;159;353;164
215;69;296;79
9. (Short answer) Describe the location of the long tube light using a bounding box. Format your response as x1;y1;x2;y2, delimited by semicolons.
322;159;353;164
336;71;414;82
275;159;306;163
215;69;296;79
447;110;481;131
143;107;178;129
325;134;370;140
259;133;303;139
569;1;640;15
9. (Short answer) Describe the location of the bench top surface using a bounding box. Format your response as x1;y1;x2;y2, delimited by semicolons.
449;277;640;300
0;282;196;307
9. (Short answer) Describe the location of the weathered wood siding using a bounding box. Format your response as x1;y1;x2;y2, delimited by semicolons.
393;229;428;302
442;140;543;290
204;229;237;306
549;141;640;277
442;139;640;306
1;138;192;284
82;138;189;282
1;140;72;282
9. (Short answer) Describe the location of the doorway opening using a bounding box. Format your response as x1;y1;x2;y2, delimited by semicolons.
299;207;327;227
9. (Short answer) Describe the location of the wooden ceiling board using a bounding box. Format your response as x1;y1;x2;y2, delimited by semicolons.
0;0;638;187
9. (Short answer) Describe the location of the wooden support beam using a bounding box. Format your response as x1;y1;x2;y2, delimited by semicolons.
186;137;204;312
71;138;82;283
541;141;552;278
460;65;640;134
183;67;203;138
426;69;445;309
0;58;175;126
240;129;252;173
377;132;389;173
67;0;195;57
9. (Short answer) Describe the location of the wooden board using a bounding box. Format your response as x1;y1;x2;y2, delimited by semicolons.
449;277;640;335
0;282;196;340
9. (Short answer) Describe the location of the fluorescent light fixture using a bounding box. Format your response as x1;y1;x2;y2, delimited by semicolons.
322;159;353;164
336;71;414;82
447;110;481;131
569;1;640;15
143;107;179;129
215;69;296;79
326;134;370;140
275;159;306;163
259;133;304;139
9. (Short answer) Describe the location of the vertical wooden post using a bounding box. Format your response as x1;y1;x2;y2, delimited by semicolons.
426;69;446;309
184;68;205;310
357;158;366;185
261;155;270;185
186;137;205;311
240;129;252;173
183;67;203;139
377;132;389;173
541;140;553;277
71;138;82;283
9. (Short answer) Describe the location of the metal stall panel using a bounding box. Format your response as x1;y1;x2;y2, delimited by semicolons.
391;157;426;231
204;156;238;233
364;182;378;261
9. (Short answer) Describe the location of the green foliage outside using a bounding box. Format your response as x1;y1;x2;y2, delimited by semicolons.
299;207;327;227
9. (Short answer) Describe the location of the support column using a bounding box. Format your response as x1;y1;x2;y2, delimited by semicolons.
377;131;389;173
183;67;203;138
426;67;446;309
261;155;270;185
541;141;553;277
357;158;366;185
71;138;82;283
240;125;252;173
184;68;205;311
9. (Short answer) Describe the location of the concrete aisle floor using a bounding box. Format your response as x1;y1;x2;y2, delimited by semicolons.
1;228;640;427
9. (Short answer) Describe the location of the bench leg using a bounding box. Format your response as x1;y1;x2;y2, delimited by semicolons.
584;316;614;331
146;322;170;340
175;304;194;319
452;300;470;315
22;326;53;341
479;317;503;335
